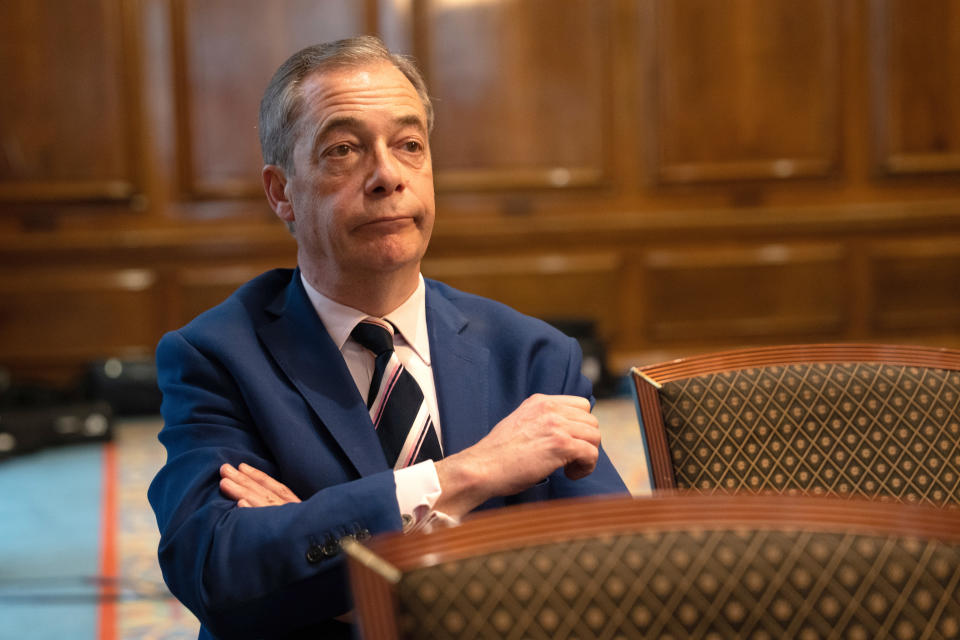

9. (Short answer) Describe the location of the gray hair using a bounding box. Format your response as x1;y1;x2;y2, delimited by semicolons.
258;35;434;173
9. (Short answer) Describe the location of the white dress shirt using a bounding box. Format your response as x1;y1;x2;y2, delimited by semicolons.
300;273;455;531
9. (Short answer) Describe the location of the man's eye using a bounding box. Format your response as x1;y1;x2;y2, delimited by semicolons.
402;140;423;153
328;144;352;157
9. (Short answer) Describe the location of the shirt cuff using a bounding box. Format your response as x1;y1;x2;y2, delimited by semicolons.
394;460;460;533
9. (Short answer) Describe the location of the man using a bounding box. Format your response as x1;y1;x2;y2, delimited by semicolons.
149;35;627;639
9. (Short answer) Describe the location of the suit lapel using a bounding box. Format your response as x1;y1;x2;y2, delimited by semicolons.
426;283;491;455
256;271;388;477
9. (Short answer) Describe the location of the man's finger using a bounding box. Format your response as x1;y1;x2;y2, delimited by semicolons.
563;458;597;481
529;394;591;412
220;477;268;507
526;395;597;427
219;463;301;507
220;465;277;506
562;438;600;480
220;463;268;496
237;462;301;503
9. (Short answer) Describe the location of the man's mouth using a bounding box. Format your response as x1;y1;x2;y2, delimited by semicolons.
358;215;414;229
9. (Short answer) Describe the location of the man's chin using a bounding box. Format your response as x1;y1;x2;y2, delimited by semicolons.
359;244;427;275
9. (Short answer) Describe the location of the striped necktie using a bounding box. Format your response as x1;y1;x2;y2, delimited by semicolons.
351;318;443;468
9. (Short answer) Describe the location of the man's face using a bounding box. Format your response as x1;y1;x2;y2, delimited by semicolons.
277;62;435;284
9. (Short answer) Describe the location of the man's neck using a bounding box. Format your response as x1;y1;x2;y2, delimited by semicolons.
299;263;421;318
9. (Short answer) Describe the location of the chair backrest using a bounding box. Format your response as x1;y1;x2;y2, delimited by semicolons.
346;494;960;640
631;344;960;506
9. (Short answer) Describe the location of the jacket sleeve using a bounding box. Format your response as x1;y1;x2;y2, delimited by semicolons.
148;330;402;639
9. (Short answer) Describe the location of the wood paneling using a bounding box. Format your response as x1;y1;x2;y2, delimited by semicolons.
871;0;960;174
173;263;284;327
420;0;611;191
0;0;140;202
643;243;847;342
423;253;622;341
0;269;160;364
172;0;368;198
1;1;960;384
651;0;840;183
870;238;960;331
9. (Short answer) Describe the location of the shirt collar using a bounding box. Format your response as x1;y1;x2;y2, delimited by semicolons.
300;273;431;365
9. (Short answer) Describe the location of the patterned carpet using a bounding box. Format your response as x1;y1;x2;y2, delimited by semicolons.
114;418;201;639
593;396;652;497
109;396;649;639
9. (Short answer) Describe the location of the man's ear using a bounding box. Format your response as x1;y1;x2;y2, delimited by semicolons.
262;165;294;224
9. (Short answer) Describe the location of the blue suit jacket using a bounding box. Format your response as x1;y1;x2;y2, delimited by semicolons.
148;268;627;639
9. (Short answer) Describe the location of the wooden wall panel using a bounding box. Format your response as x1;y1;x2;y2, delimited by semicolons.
643;243;847;342
0;0;139;202
651;0;840;183
872;0;960;174
173;0;368;198
173;263;285;327
0;269;160;364
1;1;959;385
422;253;622;341
870;238;960;331
419;0;611;191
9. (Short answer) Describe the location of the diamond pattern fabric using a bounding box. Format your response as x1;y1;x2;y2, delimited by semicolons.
394;528;960;639
657;363;960;506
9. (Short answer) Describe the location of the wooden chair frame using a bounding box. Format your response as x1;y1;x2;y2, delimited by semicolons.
631;343;960;491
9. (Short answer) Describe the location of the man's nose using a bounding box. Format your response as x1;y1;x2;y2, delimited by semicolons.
364;145;404;196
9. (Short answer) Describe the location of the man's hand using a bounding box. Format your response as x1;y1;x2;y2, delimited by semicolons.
219;463;301;507
434;394;601;518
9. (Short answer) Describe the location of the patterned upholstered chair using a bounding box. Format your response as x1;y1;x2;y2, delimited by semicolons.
631;344;960;506
345;494;960;640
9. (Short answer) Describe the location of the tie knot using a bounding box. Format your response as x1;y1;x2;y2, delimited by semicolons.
351;319;395;356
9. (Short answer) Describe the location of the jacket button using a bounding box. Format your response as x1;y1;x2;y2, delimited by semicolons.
321;539;340;558
306;545;325;563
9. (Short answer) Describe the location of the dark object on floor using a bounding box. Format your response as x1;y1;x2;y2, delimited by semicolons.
545;318;617;397
0;401;114;461
85;357;162;416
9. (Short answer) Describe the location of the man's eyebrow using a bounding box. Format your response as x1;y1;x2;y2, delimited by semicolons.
309;114;427;155
395;114;427;133
311;116;364;153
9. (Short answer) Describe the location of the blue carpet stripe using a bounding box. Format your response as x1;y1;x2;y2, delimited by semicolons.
0;442;105;640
